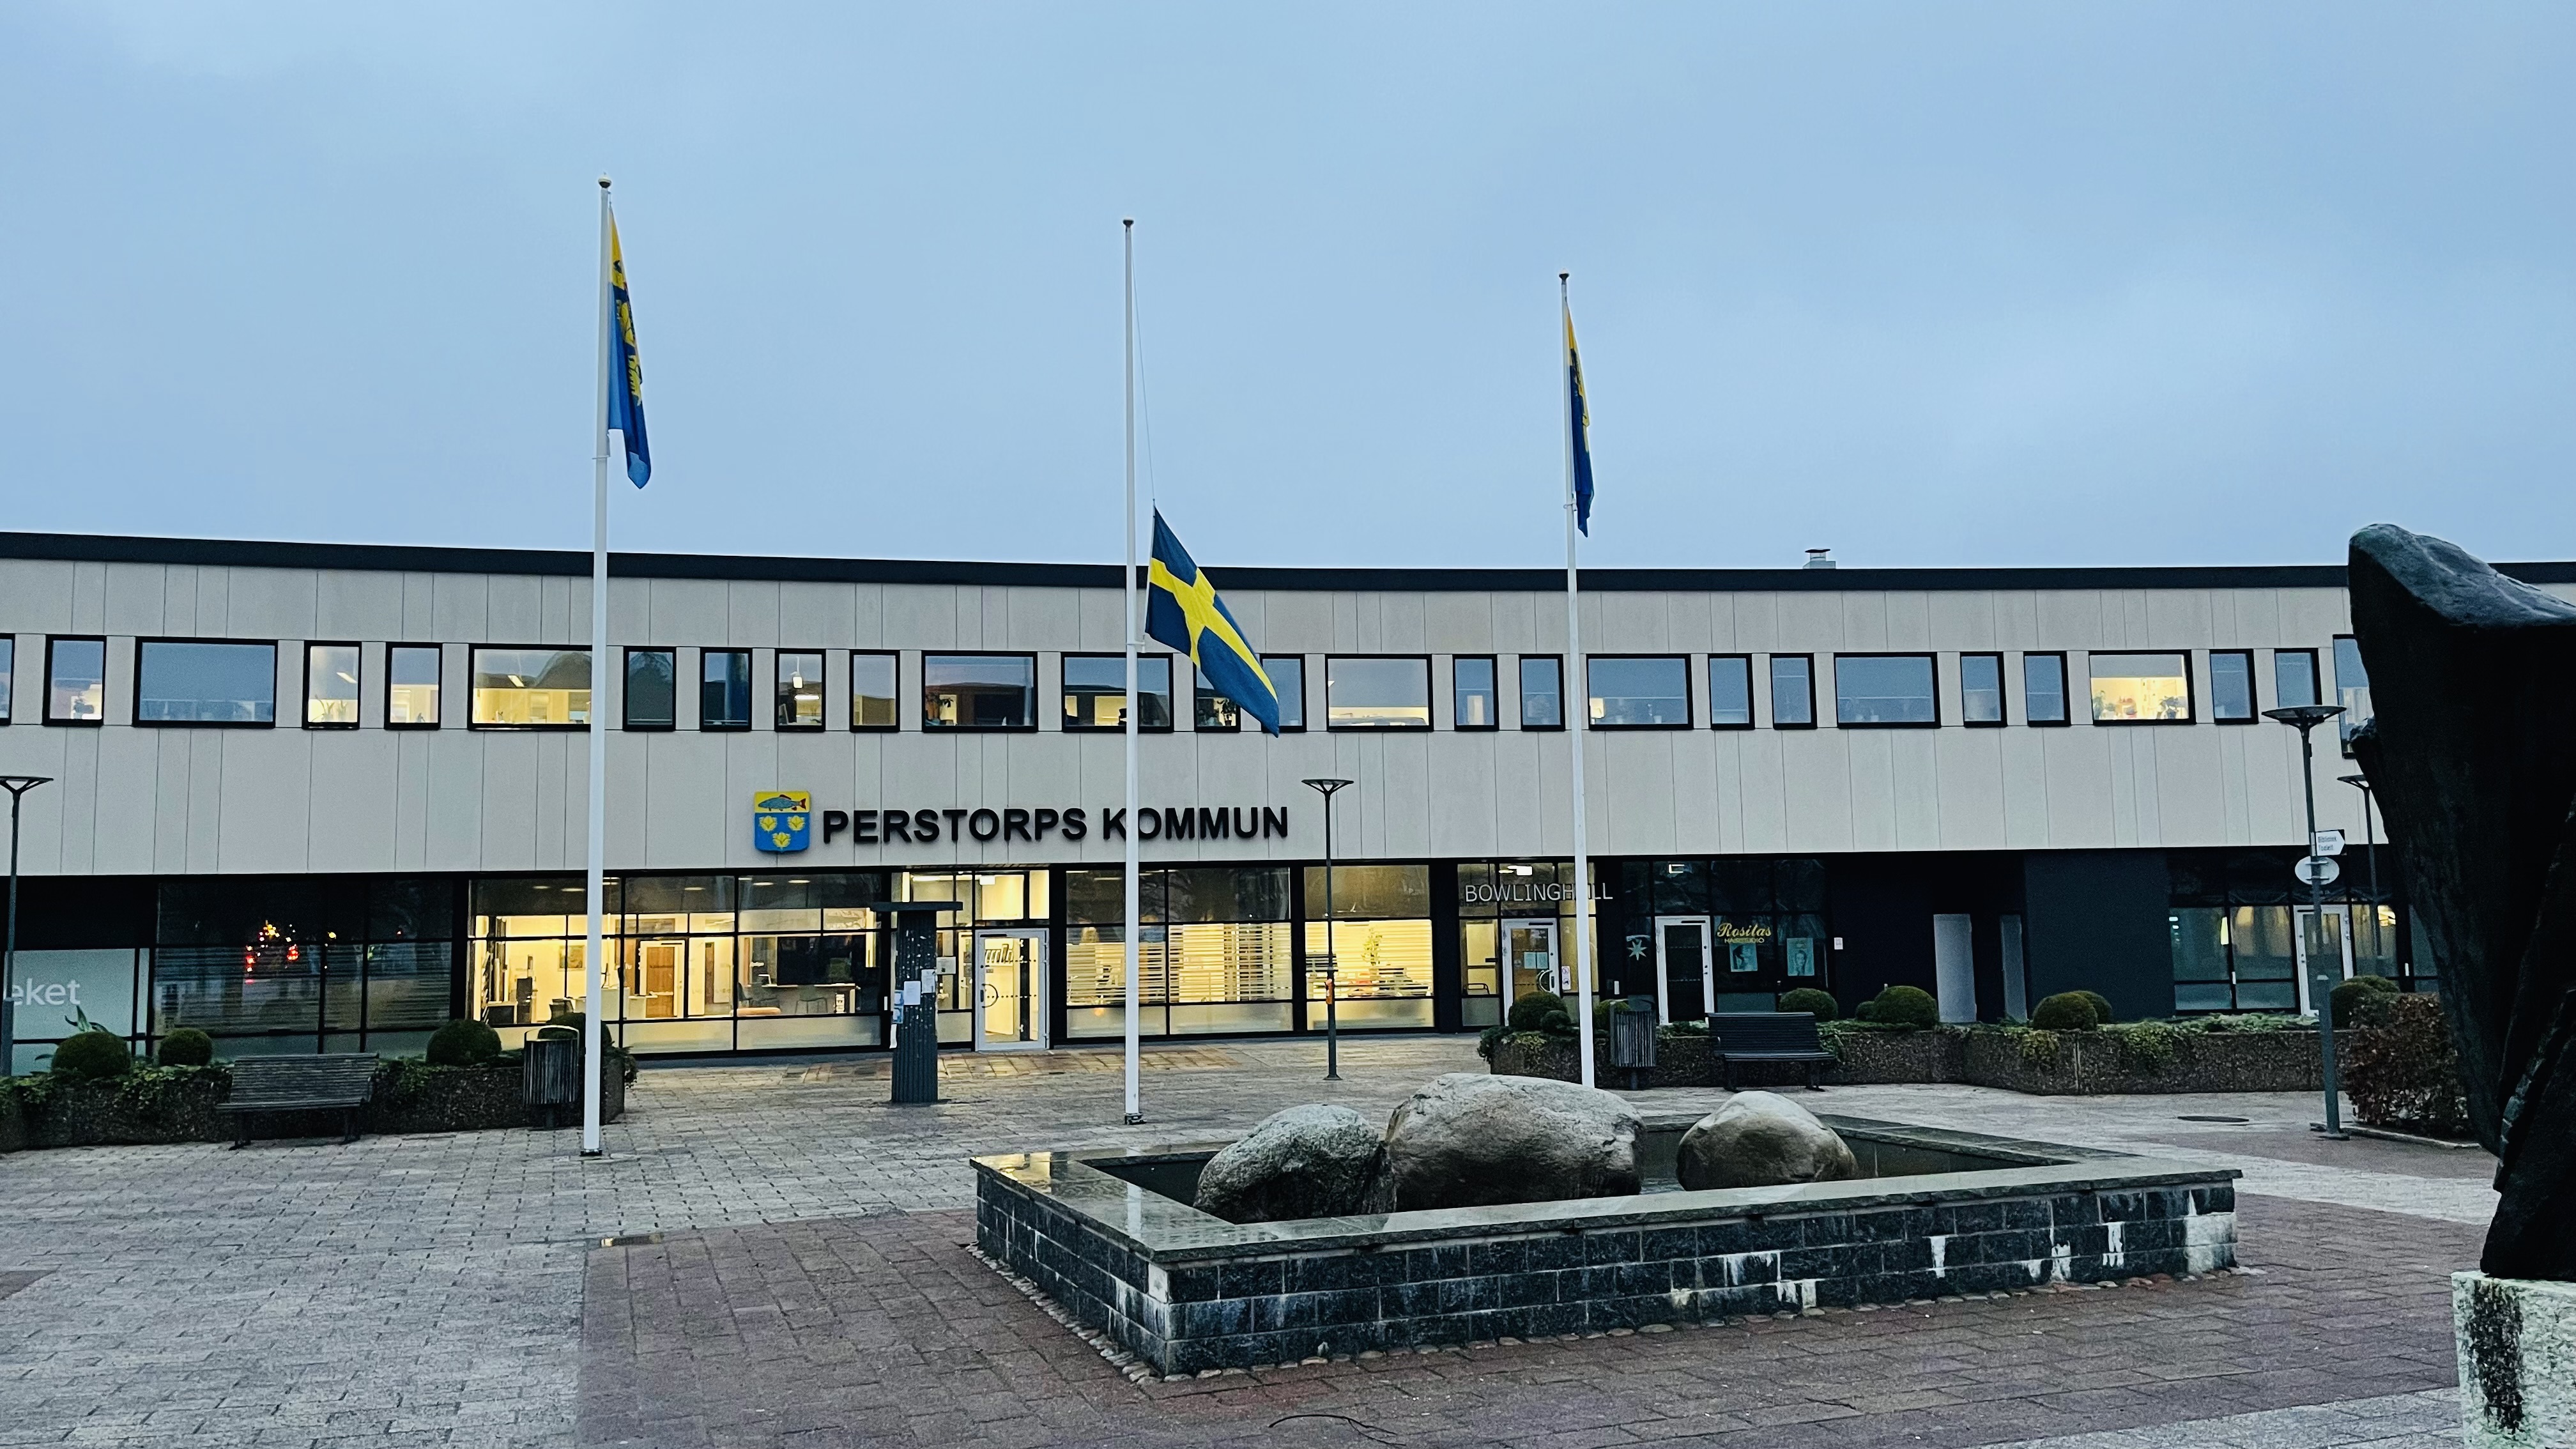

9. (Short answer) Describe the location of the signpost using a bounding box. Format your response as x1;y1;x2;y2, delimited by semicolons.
2311;829;2346;857
2296;856;2342;887
876;900;959;1106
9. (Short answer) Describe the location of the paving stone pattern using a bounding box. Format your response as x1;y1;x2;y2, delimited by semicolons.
0;1036;2497;1447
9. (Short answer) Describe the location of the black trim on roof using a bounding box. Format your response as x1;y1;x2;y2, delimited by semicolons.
0;530;2568;594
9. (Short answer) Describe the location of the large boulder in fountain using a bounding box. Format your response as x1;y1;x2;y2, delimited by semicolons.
1379;1073;1641;1211
1676;1091;1858;1191
1193;1104;1386;1223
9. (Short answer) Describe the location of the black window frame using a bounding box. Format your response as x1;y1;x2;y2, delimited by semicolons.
850;650;900;732
923;651;1041;732
622;647;678;732
700;647;754;732
1452;655;1500;731
385;643;442;730
0;636;14;725
302;640;362;730
1262;655;1307;732
774;649;827;732
1708;654;1755;730
2332;634;2372;757
2022;652;2071;728
1518;655;1565;731
1324;654;1434;732
43;634;107;727
465;644;594;732
2273;648;2321;712
2085;649;2196;726
1832;652;1940;729
1960;652;2007;728
1768;654;1816;730
132;636;278;730
2209;648;2258;725
1061;652;1174;733
1195;665;1240;732
1585;654;1694;730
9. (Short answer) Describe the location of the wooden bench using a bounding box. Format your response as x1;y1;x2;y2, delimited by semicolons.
1711;1012;1835;1091
215;1054;379;1147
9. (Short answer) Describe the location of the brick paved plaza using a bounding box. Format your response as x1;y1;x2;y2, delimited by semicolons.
0;1038;2493;1447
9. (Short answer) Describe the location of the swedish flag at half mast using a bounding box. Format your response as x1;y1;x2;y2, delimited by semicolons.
1144;512;1280;735
607;215;650;487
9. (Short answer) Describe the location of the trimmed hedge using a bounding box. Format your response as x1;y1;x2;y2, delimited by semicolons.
1507;990;1568;1034
2331;974;2402;1029
2031;993;2101;1031
1777;988;1839;1021
2342;993;2471;1137
157;1028;214;1067
50;1030;134;1080
2077;990;2116;1025
1857;985;1939;1028
427;1019;503;1066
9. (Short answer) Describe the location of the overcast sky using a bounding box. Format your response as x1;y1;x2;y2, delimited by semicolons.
1;4;2568;571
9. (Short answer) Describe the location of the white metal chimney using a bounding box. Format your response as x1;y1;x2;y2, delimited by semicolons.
1804;548;1836;570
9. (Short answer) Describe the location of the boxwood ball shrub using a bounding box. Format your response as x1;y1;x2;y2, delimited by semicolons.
49;1029;134;1080
157;1027;214;1067
2078;990;2116;1025
2030;992;2101;1031
1860;985;1940;1028
1777;987;1839;1021
425;1019;503;1066
2331;973;2401;1028
1507;990;1568;1033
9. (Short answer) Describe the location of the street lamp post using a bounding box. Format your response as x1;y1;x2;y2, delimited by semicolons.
2265;705;2345;1140
1302;778;1353;1082
0;775;54;1077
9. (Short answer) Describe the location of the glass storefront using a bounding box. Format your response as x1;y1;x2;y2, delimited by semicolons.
153;875;456;1057
2167;847;2414;1014
1607;858;1829;1014
1063;867;1293;1038
1303;864;1434;1029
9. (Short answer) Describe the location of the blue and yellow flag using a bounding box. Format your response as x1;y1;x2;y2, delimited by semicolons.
1144;512;1280;735
608;217;650;487
1565;300;1593;535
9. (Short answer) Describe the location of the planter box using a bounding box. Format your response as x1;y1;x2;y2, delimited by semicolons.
2456;1273;2576;1448
1496;1022;2343;1098
0;1054;618;1153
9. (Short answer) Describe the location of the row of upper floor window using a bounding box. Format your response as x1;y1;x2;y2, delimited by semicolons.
0;635;2375;740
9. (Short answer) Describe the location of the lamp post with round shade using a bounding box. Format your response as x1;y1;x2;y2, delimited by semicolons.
0;774;53;1076
1301;778;1353;1082
2265;704;2345;1139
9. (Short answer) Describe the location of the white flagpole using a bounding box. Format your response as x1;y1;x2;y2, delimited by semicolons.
1121;219;1144;1124
1561;272;1597;1091
581;177;614;1156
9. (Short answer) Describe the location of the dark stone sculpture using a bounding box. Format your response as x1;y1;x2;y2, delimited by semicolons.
2347;523;2576;1282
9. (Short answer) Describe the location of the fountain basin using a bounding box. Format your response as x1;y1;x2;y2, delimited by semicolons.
970;1110;2239;1376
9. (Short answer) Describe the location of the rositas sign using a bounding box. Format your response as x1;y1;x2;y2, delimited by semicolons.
755;792;1289;850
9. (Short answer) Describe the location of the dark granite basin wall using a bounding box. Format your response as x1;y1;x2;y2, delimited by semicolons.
972;1116;2241;1376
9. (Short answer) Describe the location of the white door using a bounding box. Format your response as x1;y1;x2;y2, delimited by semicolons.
1653;915;1713;1025
2292;905;2353;1016
1501;918;1560;1002
1933;914;1977;1023
974;930;1048;1051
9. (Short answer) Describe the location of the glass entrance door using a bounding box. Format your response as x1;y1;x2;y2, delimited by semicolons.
1654;915;1713;1025
974;930;1047;1050
631;938;684;1020
2292;905;2352;1015
1503;918;1560;1004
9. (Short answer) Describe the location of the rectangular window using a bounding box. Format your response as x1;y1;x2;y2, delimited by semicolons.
1262;656;1305;731
1063;654;1172;730
2023;652;2069;725
304;643;359;728
469;647;590;728
624;649;676;730
2274;649;2319;710
1195;667;1239;731
776;650;824;730
2211;649;2256;723
0;637;12;723
1770;655;1814;728
2089;652;2191;723
135;640;276;726
1589;656;1691;728
924;653;1037;730
45;636;105;725
1326;656;1430;729
1453;656;1499;729
1519;656;1563;729
387;645;440;728
1961;653;2004;726
1834;654;1936;726
700;649;753;730
1709;655;1753;728
850;652;898;730
2333;636;2372;753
